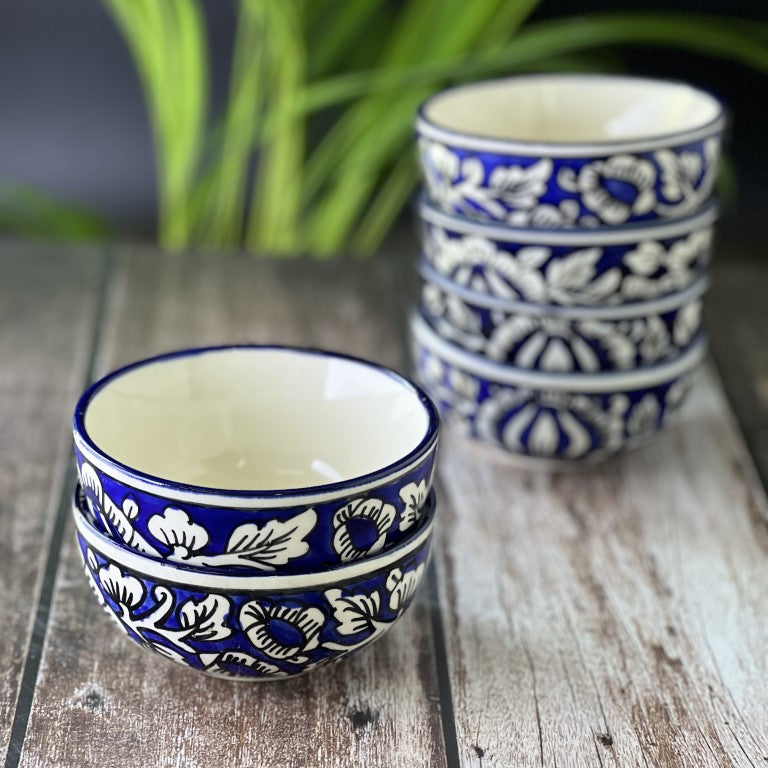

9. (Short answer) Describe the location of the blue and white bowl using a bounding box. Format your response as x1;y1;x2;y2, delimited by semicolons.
418;260;707;373
73;485;435;680
416;74;725;227
411;314;705;463
73;346;439;574
419;196;716;308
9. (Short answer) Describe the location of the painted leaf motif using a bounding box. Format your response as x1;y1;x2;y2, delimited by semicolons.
224;508;316;565
98;563;145;609
179;594;232;641
325;587;381;636
147;507;209;557
488;158;552;208
558;410;592;459
386;564;426;612
625;241;663;276
545;248;602;293
528;411;560;456
656;148;702;201
398;480;427;532
539;338;572;373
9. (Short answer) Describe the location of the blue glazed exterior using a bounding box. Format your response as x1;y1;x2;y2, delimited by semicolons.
416;75;725;227
74;443;436;574
419;200;716;308
417;135;721;227
418;265;707;373
412;322;703;462
73;344;439;574
73;490;435;680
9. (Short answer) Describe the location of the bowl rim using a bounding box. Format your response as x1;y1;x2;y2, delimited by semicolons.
418;194;718;245
73;344;440;507
416;73;726;156
418;259;709;319
73;484;436;590
411;311;706;391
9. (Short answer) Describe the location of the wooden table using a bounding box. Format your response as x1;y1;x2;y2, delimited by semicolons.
2;241;767;768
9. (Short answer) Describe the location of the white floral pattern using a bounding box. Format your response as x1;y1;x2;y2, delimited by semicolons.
79;536;431;679
415;346;695;461
558;155;656;225
421;284;702;372
418;136;720;226
240;602;324;663
332;498;396;561
398;481;428;532
423;224;712;308
75;462;429;571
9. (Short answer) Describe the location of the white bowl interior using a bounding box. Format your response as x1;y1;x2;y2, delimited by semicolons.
423;76;721;143
83;349;431;490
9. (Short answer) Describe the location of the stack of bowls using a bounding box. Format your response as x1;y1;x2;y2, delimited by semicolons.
411;74;725;464
71;345;439;680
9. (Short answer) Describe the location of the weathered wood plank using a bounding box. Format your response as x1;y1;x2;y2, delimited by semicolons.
0;244;104;757
434;363;768;767
708;261;768;484
18;248;446;768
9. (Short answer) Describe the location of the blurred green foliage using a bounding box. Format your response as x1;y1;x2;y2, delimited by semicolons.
3;3;767;254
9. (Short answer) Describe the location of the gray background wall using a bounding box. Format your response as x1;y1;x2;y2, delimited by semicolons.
0;0;765;247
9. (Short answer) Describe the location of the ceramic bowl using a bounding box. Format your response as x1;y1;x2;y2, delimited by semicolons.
418;196;716;308
416;74;725;226
73;346;439;574
410;314;705;463
418;260;707;372
72;485;435;680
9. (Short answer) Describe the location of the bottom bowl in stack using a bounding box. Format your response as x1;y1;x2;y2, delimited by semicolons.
411;313;705;465
73;485;436;681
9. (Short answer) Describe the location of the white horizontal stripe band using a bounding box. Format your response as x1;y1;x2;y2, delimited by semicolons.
415;113;726;157
418;199;718;245
418;261;709;319
73;492;435;590
73;431;438;509
411;312;706;392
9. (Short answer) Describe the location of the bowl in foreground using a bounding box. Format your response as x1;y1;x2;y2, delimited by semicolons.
73;485;436;680
73;345;439;573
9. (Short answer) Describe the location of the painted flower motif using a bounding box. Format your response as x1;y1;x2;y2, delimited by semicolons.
398;480;428;532
147;507;209;558
386;565;426;612
576;320;636;370
626;394;661;436
332;498;396;561
475;386;634;459
673;300;702;347
98;563;145;610
487;158;552;209
239;601;324;663
561;155;657;225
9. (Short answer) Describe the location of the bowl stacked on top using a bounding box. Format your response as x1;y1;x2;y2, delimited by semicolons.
411;73;725;464
72;346;439;680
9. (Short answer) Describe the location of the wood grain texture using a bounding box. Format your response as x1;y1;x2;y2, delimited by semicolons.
434;364;768;767
17;248;446;768
707;261;768;485
0;245;104;755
